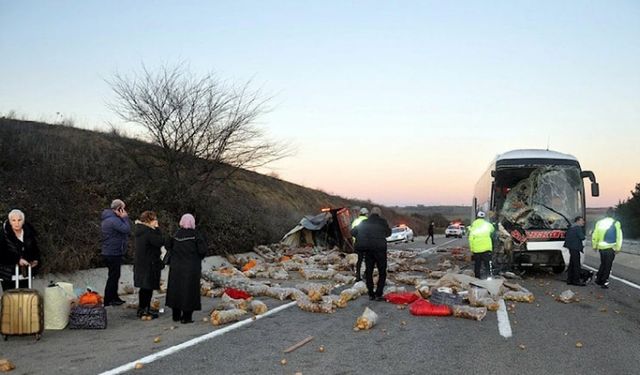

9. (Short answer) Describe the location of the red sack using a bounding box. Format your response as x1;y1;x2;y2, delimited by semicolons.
224;287;252;300
384;292;420;305
409;298;452;316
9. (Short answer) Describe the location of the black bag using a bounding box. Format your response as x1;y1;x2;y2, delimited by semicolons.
69;305;107;329
429;290;464;306
579;269;594;284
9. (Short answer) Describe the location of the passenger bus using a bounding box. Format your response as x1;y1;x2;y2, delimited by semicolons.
472;149;599;273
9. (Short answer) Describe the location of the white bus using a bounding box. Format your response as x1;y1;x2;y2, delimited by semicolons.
472;149;599;273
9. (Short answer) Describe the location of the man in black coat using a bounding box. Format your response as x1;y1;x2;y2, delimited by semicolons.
351;207;391;301
425;221;435;244
564;216;586;286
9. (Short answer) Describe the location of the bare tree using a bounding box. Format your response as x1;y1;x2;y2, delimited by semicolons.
106;64;289;195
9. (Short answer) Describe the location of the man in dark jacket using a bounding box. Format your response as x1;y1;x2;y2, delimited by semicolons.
564;216;585;286
101;199;131;306
351;207;391;301
425;221;435;244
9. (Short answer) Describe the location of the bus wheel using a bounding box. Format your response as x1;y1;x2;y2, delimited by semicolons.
552;265;565;274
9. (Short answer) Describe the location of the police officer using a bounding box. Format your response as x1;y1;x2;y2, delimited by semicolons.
592;208;623;289
351;207;369;281
468;211;495;279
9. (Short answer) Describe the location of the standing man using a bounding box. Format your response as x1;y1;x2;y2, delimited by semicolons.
564;216;586;286
101;199;131;306
592;208;623;289
468;211;495;279
351;207;369;282
351;207;391;301
425;221;435;245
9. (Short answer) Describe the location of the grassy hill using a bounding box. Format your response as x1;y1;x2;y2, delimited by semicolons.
0;119;429;273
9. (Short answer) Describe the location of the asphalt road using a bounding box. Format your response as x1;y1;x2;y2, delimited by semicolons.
2;235;639;375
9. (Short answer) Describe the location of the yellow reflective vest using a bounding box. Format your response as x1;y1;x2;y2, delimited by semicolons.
351;215;367;229
351;215;368;244
591;217;623;251
468;218;494;253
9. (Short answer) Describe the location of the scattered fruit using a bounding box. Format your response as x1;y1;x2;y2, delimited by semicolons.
518;344;526;350
0;359;16;372
135;362;144;369
318;346;325;352
153;336;161;343
280;359;288;366
576;342;583;348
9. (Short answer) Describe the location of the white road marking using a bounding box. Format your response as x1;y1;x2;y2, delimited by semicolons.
418;238;459;255
99;301;297;375
496;299;512;338
582;265;640;291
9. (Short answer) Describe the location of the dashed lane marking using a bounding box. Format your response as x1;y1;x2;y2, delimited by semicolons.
497;299;512;338
99;301;297;375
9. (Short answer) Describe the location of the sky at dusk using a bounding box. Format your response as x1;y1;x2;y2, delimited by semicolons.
1;1;638;207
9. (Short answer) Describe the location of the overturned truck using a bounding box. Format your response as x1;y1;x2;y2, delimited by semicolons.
281;208;354;252
472;149;599;273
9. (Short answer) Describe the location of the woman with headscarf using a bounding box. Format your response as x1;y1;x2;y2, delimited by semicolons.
133;210;164;319
165;214;207;324
0;209;41;291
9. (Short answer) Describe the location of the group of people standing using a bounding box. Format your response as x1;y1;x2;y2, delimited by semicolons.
468;208;624;289
100;199;208;323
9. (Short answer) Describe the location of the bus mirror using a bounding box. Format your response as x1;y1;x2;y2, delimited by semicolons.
591;182;599;197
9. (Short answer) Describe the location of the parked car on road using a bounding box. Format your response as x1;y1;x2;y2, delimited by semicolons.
445;224;464;238
386;225;414;243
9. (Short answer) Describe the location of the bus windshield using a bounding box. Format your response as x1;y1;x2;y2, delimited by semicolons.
495;165;583;230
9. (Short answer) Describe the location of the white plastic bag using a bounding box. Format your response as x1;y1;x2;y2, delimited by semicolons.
44;282;74;330
354;307;378;330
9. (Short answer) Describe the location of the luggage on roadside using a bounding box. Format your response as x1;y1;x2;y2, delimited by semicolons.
1;265;44;340
44;282;74;330
69;304;107;329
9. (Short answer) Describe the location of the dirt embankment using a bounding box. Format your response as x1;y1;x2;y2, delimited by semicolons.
0;119;427;273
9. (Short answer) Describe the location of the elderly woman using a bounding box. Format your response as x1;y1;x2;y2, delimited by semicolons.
165;214;207;324
134;211;164;320
0;209;41;291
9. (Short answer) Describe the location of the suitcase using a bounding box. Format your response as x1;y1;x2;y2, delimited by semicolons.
69;304;107;329
1;265;44;340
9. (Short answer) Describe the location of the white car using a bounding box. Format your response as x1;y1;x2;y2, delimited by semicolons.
386;225;414;243
445;225;464;238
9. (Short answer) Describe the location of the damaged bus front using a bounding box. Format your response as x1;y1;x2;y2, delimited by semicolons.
472;150;599;273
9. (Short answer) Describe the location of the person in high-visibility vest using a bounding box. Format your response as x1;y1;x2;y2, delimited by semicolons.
351;207;369;281
468;211;495;279
592;208;623;289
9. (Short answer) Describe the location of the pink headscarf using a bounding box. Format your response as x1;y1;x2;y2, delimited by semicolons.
179;214;196;229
